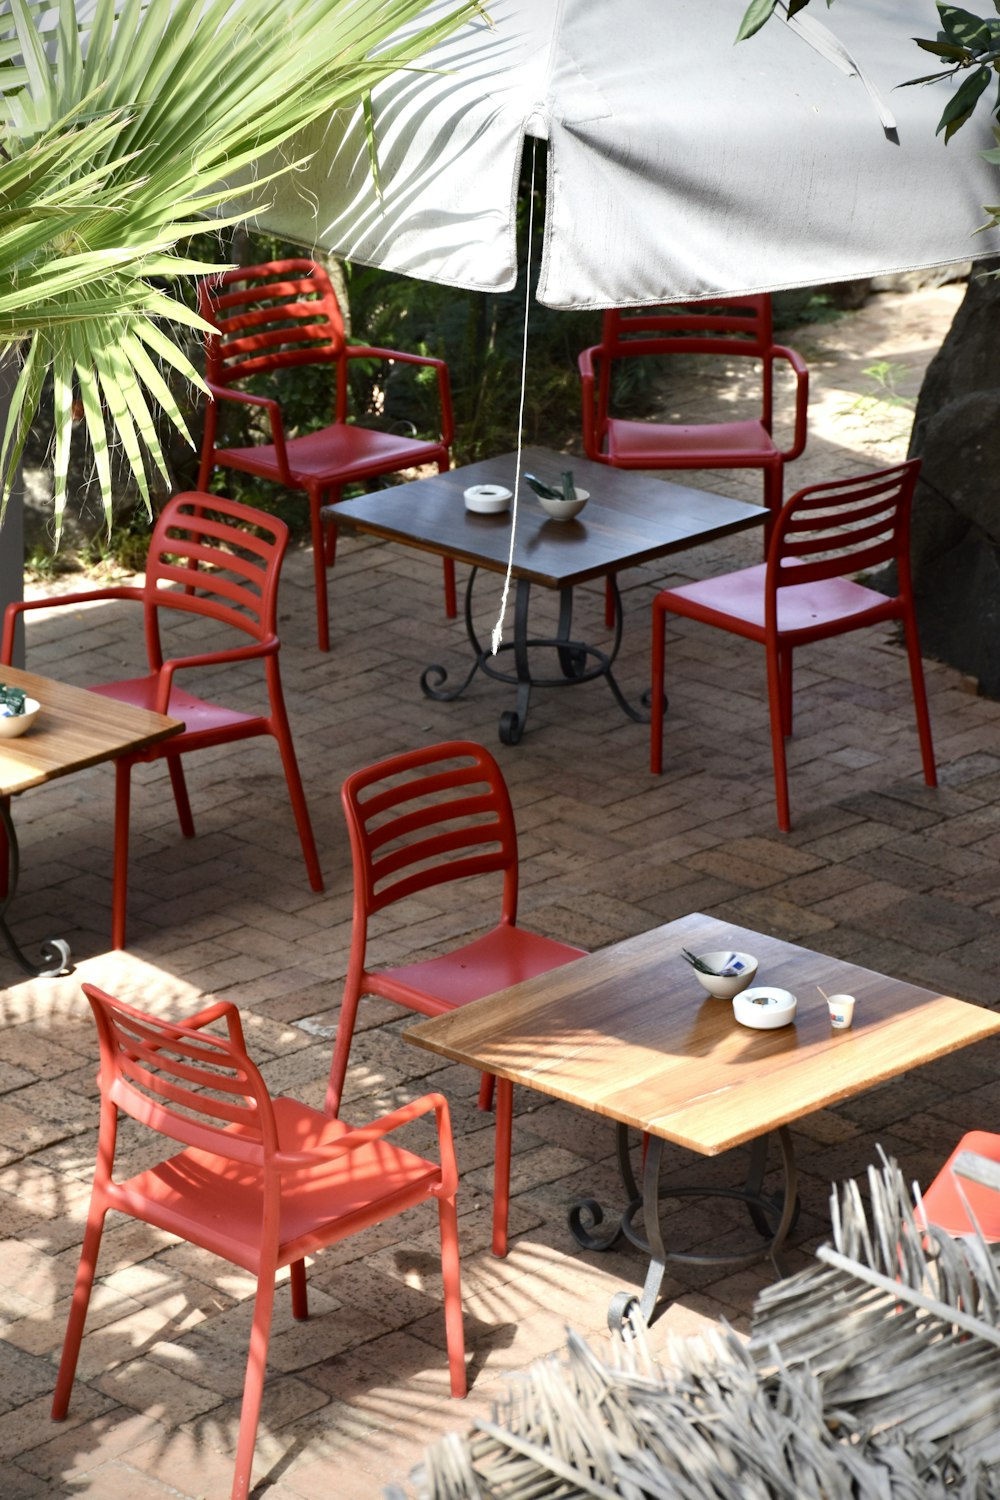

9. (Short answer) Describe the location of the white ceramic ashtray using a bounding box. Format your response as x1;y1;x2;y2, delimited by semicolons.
734;987;797;1030
0;696;40;739
538;487;589;522
687;949;758;1000
464;483;512;515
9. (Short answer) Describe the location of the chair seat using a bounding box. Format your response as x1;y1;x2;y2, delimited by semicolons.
217;424;447;487
606;416;777;467
920;1130;1000;1241
373;924;586;1013
90;676;259;739
107;1096;441;1272
661;563;895;639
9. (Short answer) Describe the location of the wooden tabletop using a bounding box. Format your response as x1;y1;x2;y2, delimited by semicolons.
0;666;183;796
328;447;766;589
406;913;1000;1156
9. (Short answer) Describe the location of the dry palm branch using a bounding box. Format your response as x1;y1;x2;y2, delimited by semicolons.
390;1150;1000;1499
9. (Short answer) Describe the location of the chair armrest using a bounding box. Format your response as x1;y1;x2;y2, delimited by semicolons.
206;384;292;483
2;586;142;665
346;347;454;448
276;1092;459;1195
771;345;810;462
953;1149;1000;1194
153;636;279;713
348;346;444;371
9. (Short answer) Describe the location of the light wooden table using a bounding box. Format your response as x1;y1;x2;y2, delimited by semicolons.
407;912;1000;1327
328;447;764;743
0;666;182;974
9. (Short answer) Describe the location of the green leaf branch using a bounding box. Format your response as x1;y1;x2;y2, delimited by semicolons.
0;0;480;537
738;1;1000;143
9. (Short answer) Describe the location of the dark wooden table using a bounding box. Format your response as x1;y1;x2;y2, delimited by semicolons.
0;666;182;975
328;447;765;742
406;912;1000;1327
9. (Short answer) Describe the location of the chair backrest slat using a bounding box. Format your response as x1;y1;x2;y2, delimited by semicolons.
600;294;774;360
200;259;346;385
343;742;518;918
770;461;919;592
84;984;278;1165
142;492;286;645
366;790;500;854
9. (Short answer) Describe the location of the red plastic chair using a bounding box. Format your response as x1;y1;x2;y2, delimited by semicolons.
1;492;323;948
198;258;457;652
329;740;586;1256
52;983;465;1500
920;1135;1000;1242
581;296;808;624
650;460;937;832
580;294;808;507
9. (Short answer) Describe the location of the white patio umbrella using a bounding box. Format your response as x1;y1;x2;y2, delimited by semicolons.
249;0;1000;308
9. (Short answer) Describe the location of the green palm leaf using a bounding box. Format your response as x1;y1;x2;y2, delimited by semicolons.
0;0;481;535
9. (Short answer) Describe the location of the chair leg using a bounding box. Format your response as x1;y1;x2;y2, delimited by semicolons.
492;1077;514;1258
289;1258;309;1321
604;576;615;630
650;597;667;774
52;1200;107;1420
779;646;793;737
167;754;195;838
0;797;9;901
902;606;938;787
759;461;784;557
443;558;457;619
308;490;331;653
231;1274;277;1500
111;758;133;950
325;980;362;1116
437;1193;467;1398
196;445;214;493
765;641;792;832
267;690;323;892
434;460;457;619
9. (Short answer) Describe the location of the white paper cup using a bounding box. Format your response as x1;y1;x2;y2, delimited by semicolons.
827;993;855;1029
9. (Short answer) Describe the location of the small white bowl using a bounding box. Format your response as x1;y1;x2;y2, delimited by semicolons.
0;697;40;738
734;986;797;1030
690;950;758;1000
464;484;512;515
537;487;589;522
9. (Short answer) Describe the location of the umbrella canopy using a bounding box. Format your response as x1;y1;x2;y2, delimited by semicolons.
251;0;1000;309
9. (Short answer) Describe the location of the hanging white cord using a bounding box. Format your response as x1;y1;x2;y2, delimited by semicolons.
490;139;537;656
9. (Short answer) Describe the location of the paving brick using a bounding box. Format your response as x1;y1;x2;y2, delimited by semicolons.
3;293;1000;1496
95;1356;226;1426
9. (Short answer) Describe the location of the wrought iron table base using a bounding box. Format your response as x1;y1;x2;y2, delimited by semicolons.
0;800;72;977
569;1123;798;1332
420;568;649;744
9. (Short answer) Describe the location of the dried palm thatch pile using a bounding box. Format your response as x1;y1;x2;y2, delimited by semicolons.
389;1151;1000;1499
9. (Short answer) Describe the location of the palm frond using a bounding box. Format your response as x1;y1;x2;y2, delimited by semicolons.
0;0;481;533
396;1153;1000;1499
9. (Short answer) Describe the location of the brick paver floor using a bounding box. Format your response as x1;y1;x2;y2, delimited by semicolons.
4;285;999;1499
